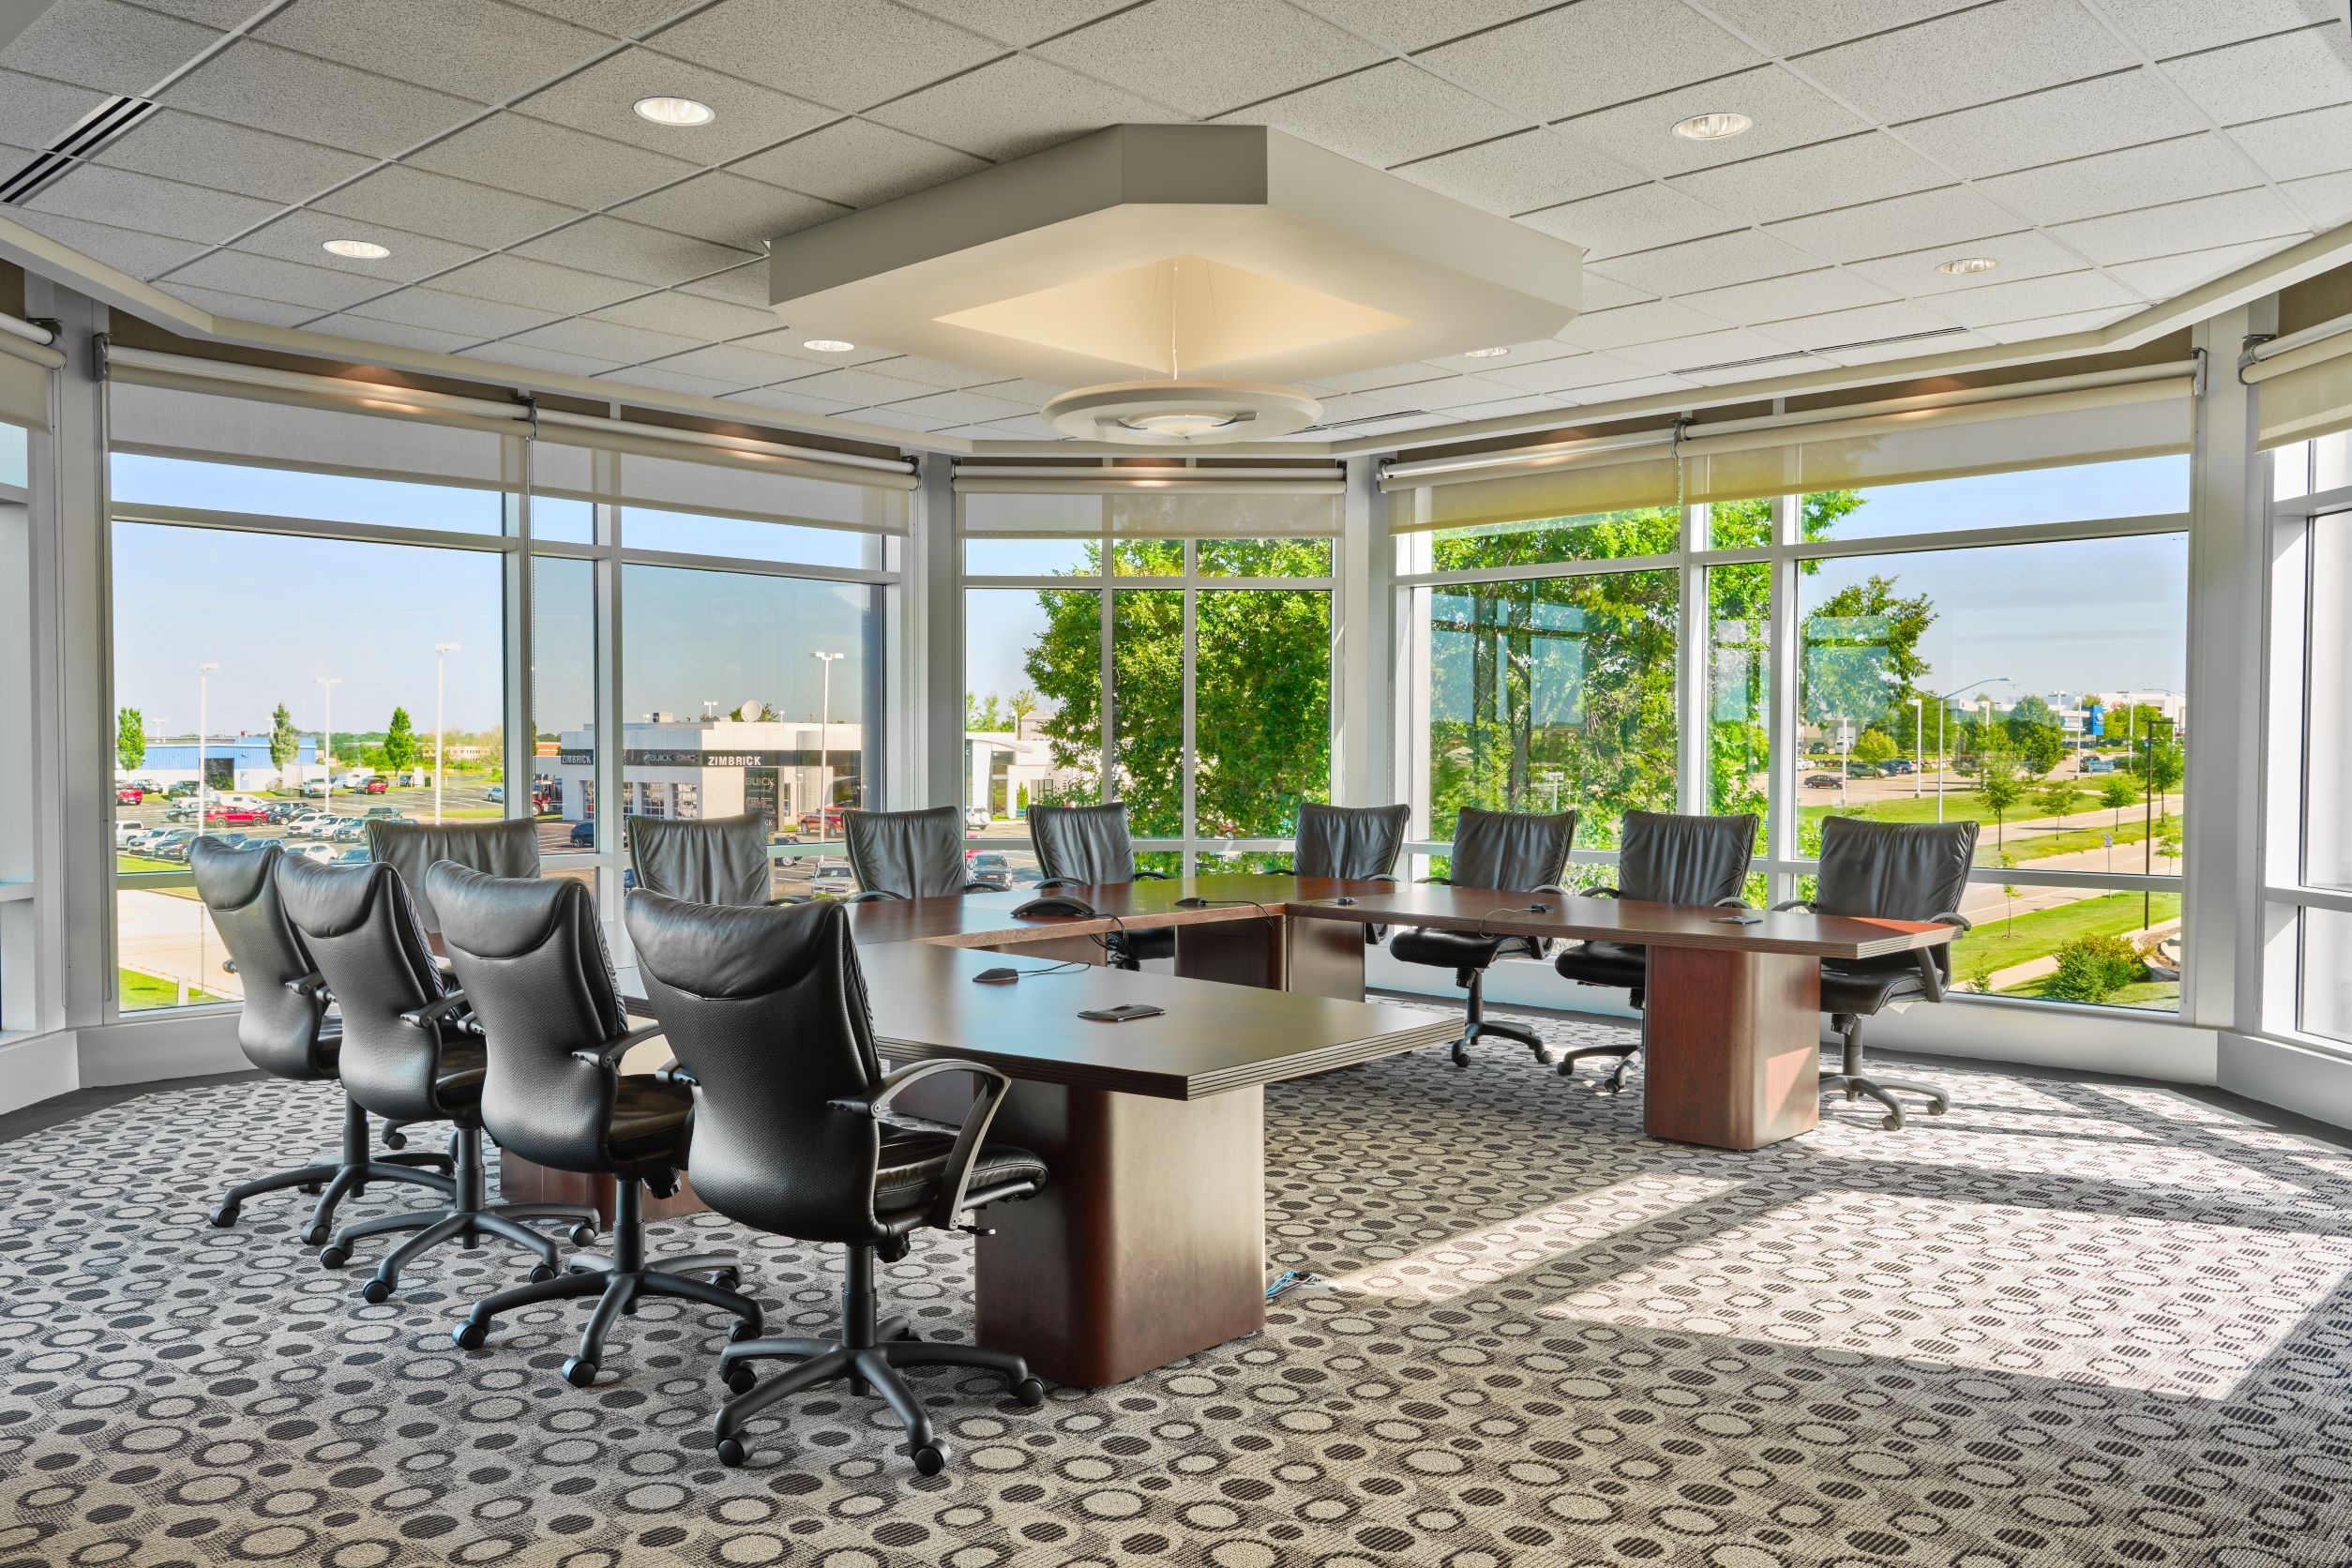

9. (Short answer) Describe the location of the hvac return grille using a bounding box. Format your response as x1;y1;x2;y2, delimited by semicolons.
0;95;160;206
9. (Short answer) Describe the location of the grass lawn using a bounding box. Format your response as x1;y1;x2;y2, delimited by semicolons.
1799;796;2182;865
2000;973;2179;1009
115;854;178;872
118;969;225;1008
1950;890;2182;982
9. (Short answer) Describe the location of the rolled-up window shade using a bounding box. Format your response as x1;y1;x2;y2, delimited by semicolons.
2254;339;2352;449
109;379;522;489
956;484;1342;537
534;435;908;534
1385;448;1680;533
2;348;53;430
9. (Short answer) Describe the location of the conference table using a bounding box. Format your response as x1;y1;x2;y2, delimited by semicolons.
506;872;1953;1387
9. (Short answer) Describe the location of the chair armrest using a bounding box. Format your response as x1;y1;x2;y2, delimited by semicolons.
1910;912;1973;1003
769;894;814;905
652;1058;697;1088
1771;897;1816;912
1134;869;1173;881
434;1065;486;1097
1416;876;1452;885
283;970;328;999
400;990;471;1031
1588;887;1621;899
223;957;238;975
1930;911;1974;932
843;889;901;903
1366;872;1398;883
830;1058;1017;1230
1034;877;1080;891
567;1020;669;1072
1532;883;1566;896
1712;897;1748;909
962;881;1002;894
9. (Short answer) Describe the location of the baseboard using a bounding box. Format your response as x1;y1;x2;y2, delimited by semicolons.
73;1008;247;1087
2217;1033;2352;1133
0;1030;80;1116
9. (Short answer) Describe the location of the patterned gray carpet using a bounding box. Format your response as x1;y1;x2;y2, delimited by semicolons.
4;1006;2351;1568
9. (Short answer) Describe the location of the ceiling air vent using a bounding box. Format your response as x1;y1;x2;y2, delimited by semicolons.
0;95;160;206
1301;408;1429;432
1673;325;1968;376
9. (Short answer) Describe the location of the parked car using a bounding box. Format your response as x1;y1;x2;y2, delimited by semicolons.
485;784;505;804
262;801;303;822
279;839;336;864
329;847;370;867
165;780;199;798
148;829;198;862
1802;772;1843;789
360;776;389;794
116;784;145;805
2079;755;2115;774
965;807;991;830
116;820;151;846
204;806;265;826
284;811;332;837
302;778;330;797
1878;759;1917;775
799;807;847;835
810;862;856;892
362;806;404;821
332;821;369;843
967;852;1012;889
568;820;596;848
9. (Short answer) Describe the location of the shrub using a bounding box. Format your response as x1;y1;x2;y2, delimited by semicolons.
2046;932;2148;1003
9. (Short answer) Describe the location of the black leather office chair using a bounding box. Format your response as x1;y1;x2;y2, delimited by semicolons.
624;892;1048;1474
1555;810;1758;1089
193;838;454;1241
1773;817;1978;1130
1028;802;1172;970
1290;802;1410;880
277;857;599;1300
1390;806;1576;1066
365;817;540;935
431;865;761;1387
626;812;790;906
842;805;996;899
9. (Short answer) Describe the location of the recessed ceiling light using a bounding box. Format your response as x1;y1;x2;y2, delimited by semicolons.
634;96;716;127
802;339;856;353
1463;346;1511;358
1672;112;1751;142
1937;256;2000;276
321;238;390;260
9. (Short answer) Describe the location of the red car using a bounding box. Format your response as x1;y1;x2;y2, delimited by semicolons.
204;806;264;825
798;807;846;834
361;777;389;794
116;785;144;805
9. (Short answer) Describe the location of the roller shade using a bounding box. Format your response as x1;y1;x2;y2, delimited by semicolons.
109;378;523;490
2250;325;2352;448
1;343;53;430
535;433;909;534
1384;443;1678;533
956;470;1342;537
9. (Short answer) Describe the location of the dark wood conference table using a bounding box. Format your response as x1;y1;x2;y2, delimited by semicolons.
507;873;1952;1387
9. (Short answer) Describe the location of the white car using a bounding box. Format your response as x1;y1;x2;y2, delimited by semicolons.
965;807;991;830
115;820;149;846
278;839;336;864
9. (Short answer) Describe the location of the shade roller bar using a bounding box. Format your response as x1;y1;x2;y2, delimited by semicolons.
957;486;1343;538
535;438;908;534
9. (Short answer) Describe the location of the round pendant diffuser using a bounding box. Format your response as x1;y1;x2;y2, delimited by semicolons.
1044;380;1322;445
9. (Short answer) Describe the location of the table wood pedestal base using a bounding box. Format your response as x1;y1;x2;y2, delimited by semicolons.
1641;946;1821;1150
977;1080;1266;1388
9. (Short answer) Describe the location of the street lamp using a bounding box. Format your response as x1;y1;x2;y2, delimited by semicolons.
195;662;219;837
811;651;843;843
315;676;341;817
433;642;460;823
1910;696;1923;798
1930;676;2011;823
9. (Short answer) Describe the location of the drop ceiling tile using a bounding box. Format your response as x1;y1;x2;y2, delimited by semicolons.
768;366;941;405
1216;60;1527;171
1554;66;1869;181
1817;326;1994;364
1681;267;1897;326
2163;23;2352;123
2107;0;2342;62
1417;0;1761;122
846;403;960;432
957;376;1067;403
857;354;1005;389
1478;351;1656;394
650;0;1003;114
867;53;1187;160
1299;390;1408;424
0;205;205;278
509;317;704;363
1763;184;2029;264
609;168;845;249
232;210;485;282
1692;0;1979;55
731;384;859;415
126;0;270;24
596;290;781;339
1037;0;1380;119
1613;326;1817;373
1976;305;2139;344
674;262;770;306
312;166;583;249
1748;298;1973;352
151;281;322;326
502;0;703;36
1894;68;2205;179
435;253;647;313
0;68;104;148
1362;373;1522;411
895;0;1134;46
27;162;279;244
1922;269;2141;327
731;118;988;207
2050;187;2307;265
1844;229;2086;294
1668;132;1949;226
410;113;701;210
343;286;566;339
1301;363;1452;395
162;39;481;158
1549;373;1698;407
1419;339;1581;376
2225;103;2352;182
1395;128;1644;217
255;0;611;105
514;47;837;163
1575;274;1658;311
1679;353;1838;385
1283;0;1551;53
597;365;741;396
2105;236;2298;298
1977;133;2265;225
308;313;483;354
640;343;808;384
1441;394;1573;422
164;249;390;311
0;0;218;96
1797;0;2136;124
1585;228;1819;297
972;415;1066;441
732;328;899;368
92;109;374;204
1556;298;1740;351
511;216;755;287
2284;168;2352;225
876;388;1038;423
460;341;625;377
1516;181;1741;261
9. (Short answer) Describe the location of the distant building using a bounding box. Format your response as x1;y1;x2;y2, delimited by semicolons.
965;731;1063;817
127;737;320;791
545;717;864;837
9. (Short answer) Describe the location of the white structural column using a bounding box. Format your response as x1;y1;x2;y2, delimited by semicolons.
1334;456;1390;806
914;453;960;812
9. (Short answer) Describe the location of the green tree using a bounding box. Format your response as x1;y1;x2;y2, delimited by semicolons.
1998;852;2021;935
2047;932;2147;1003
2016;722;2067;777
1976;747;2024;850
382;707;419;773
2035;778;2081;820
2099;774;2138;824
267;701;299;779
1009;688;1037;741
965;691;1006;731
1851;727;1897;765
1015;782;1030;816
2005;694;2059;737
116;706;146;775
2143;738;2184;816
1802;575;1937;739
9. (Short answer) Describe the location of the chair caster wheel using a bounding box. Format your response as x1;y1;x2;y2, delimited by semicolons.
207;1203;239;1229
451;1320;488;1351
568;1224;597;1247
1448;1050;1470;1068
722;1363;757;1395
1881;1115;1902;1131
728;1319;761;1344
528;1263;558;1284
318;1244;351;1270
711;1269;740;1291
298;1182;324;1196
384;1128;407;1149
1926;1103;1946;1116
910;1441;948;1476
561;1357;597;1388
716;1437;747;1468
301;1223;332;1247
359;1277;393;1304
1012;1376;1045;1409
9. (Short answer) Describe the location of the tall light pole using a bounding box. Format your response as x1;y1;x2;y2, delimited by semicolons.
1910;697;1923;798
1927;676;2011;823
433;641;460;823
812;651;843;842
315;676;340;817
195;662;219;836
